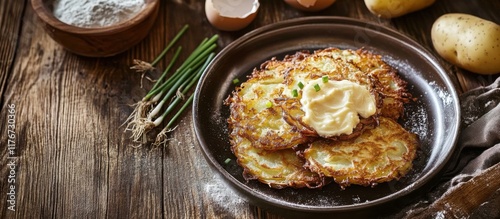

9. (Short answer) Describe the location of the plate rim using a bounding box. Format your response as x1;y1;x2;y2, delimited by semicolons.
193;16;461;214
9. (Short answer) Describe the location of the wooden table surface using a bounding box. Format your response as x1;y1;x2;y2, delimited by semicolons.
1;0;499;218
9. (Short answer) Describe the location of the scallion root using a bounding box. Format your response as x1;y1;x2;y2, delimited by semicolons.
130;59;155;88
128;118;156;143
130;59;155;72
152;126;177;147
122;100;152;128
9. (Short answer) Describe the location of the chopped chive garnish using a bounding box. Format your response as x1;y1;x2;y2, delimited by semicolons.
224;158;231;164
322;75;328;83
298;82;304;89
314;84;321;92
232;78;240;84
265;100;273;108
292;89;298;97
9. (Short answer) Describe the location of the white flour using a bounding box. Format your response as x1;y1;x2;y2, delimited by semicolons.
203;173;246;216
52;0;145;28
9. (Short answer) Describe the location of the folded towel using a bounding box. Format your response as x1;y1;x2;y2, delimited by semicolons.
395;76;500;219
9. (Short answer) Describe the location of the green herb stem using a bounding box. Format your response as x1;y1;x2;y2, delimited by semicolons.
161;52;215;128
144;40;217;100
181;52;215;93
127;28;219;144
148;68;194;120
172;35;218;78
175;42;217;77
150;24;189;67
150;46;183;92
165;94;194;129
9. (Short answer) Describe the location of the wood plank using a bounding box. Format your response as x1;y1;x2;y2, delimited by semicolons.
0;0;27;217
407;163;500;219
3;10;112;218
0;0;25;97
1;0;499;219
157;1;257;218
1;2;164;219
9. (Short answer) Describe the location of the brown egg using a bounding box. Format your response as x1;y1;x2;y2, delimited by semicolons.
205;0;259;31
284;0;336;12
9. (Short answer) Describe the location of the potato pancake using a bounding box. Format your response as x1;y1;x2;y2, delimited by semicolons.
317;48;412;119
230;130;326;189
225;47;417;189
277;48;383;140
302;117;418;188
279;48;411;139
226;54;311;151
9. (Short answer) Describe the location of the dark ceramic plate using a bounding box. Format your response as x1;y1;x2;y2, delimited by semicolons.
193;17;460;218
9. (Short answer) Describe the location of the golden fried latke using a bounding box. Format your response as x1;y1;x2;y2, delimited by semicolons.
226;55;310;151
225;47;416;189
230;132;326;189
303;117;419;189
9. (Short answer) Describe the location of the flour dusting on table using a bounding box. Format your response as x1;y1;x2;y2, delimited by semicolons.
203;172;245;213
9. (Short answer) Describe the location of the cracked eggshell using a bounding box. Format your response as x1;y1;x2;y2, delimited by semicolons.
205;0;259;31
284;0;336;12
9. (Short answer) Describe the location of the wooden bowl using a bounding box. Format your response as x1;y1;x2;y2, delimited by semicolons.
31;0;159;57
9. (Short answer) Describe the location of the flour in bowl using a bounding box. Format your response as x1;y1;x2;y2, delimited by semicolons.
52;0;145;28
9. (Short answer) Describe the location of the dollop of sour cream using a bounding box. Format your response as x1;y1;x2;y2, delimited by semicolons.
300;79;376;137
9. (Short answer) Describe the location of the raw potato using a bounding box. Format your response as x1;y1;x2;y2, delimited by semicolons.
283;0;337;12
364;0;435;18
431;14;500;75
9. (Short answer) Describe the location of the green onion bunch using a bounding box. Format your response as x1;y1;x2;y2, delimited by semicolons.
125;24;218;147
